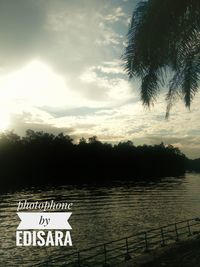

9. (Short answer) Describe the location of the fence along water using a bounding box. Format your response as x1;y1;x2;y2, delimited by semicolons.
32;217;200;267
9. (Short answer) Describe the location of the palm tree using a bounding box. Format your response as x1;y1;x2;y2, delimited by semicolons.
123;0;200;117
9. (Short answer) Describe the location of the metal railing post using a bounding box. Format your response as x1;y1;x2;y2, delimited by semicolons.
126;237;129;253
175;223;179;241
187;220;192;236
104;243;107;265
144;232;148;252
102;243;110;267
77;251;81;267
160;227;165;246
125;237;131;261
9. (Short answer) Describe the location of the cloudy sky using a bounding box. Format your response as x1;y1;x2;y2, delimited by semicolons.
0;0;199;158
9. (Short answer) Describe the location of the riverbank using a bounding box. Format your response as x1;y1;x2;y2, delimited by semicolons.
118;235;200;267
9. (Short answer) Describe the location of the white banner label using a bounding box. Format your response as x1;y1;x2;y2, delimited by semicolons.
17;212;72;230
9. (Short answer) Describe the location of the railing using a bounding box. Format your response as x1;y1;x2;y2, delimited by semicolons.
32;217;200;267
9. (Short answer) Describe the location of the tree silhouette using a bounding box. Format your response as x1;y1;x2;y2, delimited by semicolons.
0;130;193;192
123;0;200;117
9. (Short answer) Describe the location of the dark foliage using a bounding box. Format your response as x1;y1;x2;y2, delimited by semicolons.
123;0;200;116
0;130;191;191
187;158;200;172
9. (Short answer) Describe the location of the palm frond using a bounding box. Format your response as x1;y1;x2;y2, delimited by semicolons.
141;70;159;106
123;0;200;115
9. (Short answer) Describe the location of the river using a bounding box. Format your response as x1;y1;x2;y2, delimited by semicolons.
0;172;200;266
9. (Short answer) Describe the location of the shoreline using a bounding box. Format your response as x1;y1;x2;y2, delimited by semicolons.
118;235;200;267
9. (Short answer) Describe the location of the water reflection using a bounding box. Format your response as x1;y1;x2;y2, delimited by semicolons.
0;173;200;266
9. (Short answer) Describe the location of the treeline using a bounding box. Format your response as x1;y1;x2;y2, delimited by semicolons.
187;158;200;172
0;130;192;190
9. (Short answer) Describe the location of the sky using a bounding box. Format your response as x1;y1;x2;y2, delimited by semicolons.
0;0;199;158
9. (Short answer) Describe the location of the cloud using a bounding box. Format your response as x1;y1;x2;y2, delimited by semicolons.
0;0;47;71
5;91;200;159
93;61;125;75
79;65;137;105
0;0;199;159
9;112;74;137
40;106;106;117
0;0;133;107
99;7;126;23
0;0;134;77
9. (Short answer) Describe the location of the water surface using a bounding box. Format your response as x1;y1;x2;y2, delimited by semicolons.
0;173;200;266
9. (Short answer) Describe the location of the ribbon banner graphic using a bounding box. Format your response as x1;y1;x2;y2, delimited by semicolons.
17;212;72;230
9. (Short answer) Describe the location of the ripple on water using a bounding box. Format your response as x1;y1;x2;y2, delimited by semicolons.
0;173;200;266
